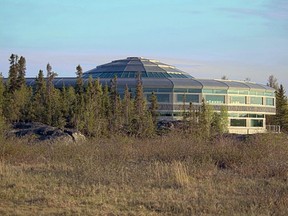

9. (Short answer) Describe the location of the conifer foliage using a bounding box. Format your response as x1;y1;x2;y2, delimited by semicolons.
1;55;158;138
275;85;288;132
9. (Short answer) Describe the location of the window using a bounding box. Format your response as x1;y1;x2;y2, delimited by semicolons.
177;94;199;103
239;113;248;118
265;92;275;97
231;96;246;104
202;89;227;94
228;89;239;94
228;89;249;95
250;97;263;105
251;119;263;127
266;98;274;106
144;88;158;93
230;119;246;127
144;88;173;93
174;88;187;93
229;113;238;117
158;88;173;92
150;94;170;103
239;90;249;95
248;114;257;118
250;91;265;96
205;95;225;104
188;89;201;93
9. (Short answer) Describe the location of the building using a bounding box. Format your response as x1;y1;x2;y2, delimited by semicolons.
26;57;276;134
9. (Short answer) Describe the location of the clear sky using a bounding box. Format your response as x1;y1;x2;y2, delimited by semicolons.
0;0;287;90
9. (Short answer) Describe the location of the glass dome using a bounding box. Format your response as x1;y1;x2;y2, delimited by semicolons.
83;57;194;79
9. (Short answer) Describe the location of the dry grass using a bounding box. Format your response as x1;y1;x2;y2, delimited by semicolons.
0;133;288;215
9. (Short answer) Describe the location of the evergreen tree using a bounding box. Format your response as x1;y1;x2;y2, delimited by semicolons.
7;54;19;93
131;73;155;137
134;73;146;116
102;83;111;120
122;85;133;126
82;76;106;137
46;63;58;125
199;99;213;138
74;67;85;131
61;86;77;128
219;106;229;134
32;70;47;123
182;94;187;120
46;63;57;96
0;74;5;137
0;74;4;113
82;76;94;135
93;78;107;136
75;64;84;95
109;76;122;133
3;85;32;123
50;88;65;128
275;84;288;132
187;102;198;133
149;91;159;125
17;56;26;89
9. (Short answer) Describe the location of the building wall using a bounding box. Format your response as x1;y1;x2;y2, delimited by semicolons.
143;87;275;134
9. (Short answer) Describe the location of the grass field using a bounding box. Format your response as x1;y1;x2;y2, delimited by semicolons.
1;133;288;215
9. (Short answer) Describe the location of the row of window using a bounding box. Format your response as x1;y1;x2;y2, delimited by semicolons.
230;119;263;127
116;87;274;96
143;93;275;106
228;113;264;118
83;72;191;79
157;114;264;128
175;88;274;96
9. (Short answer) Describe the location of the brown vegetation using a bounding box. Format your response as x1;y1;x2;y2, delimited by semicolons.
1;133;288;215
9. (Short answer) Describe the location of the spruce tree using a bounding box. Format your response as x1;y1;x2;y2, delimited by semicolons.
219;106;229;134
0;74;5;137
50;88;65;128
0;74;4;113
93;78;107;137
74;67;85;131
134;73;146;116
199;99;213;138
102;83;111;121
149;91;159;125
32;70;47;123
182;94;187;120
7;54;19;93
109;76;122;133
75;64;84;95
275;84;288;132
132;73;155;137
122;85;133;126
61;86;77;128
17;56;26;89
83;76;94;135
187;102;198;133
46;63;58;125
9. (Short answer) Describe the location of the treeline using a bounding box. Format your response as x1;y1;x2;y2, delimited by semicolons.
1;54;287;138
0;54;232;138
0;54;158;138
267;75;288;132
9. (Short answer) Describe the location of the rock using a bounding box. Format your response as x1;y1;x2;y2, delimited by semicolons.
9;122;86;144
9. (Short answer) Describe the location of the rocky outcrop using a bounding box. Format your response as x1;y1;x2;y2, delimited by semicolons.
9;122;86;144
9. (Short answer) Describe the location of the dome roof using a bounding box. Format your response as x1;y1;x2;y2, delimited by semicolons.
83;57;193;79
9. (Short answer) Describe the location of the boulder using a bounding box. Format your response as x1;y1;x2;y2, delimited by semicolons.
9;122;86;144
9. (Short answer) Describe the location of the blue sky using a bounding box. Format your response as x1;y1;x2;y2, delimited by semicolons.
0;0;287;90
